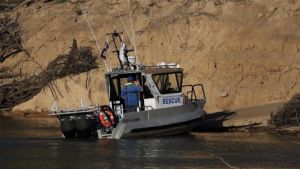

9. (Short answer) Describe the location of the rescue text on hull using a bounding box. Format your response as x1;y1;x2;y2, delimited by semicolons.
48;30;207;139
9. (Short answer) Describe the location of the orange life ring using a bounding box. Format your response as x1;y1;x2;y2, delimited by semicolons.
99;110;115;128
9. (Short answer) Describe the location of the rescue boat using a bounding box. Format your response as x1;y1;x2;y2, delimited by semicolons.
49;30;206;139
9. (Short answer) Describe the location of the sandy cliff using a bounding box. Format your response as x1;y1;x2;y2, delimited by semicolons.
2;0;300;113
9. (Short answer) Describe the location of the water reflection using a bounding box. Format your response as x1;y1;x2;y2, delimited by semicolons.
0;117;299;169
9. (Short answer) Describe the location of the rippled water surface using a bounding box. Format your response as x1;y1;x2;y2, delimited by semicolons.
0;117;299;169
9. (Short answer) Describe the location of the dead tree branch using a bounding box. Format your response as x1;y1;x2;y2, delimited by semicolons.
271;94;300;128
0;14;27;63
0;39;98;111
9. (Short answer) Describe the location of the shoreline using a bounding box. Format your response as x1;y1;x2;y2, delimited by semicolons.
0;110;60;129
1;101;299;136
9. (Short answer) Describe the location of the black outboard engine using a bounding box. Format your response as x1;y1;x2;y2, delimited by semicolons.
60;115;76;138
52;105;118;139
76;113;97;138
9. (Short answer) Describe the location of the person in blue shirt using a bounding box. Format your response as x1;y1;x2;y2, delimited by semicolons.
121;75;143;112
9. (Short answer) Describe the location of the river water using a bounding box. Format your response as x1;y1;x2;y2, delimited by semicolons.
0;117;299;169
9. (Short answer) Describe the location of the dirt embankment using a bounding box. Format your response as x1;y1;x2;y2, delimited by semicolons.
1;0;300;114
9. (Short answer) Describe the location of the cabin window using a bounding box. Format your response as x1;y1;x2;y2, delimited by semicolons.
108;73;142;101
152;72;182;94
142;76;154;98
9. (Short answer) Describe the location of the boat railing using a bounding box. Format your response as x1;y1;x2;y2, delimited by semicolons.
182;84;206;102
138;64;180;69
48;105;101;116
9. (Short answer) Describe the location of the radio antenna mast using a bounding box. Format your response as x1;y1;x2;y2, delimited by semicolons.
127;0;141;64
78;2;109;72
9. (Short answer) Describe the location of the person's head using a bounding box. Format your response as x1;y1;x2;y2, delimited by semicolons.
127;75;135;83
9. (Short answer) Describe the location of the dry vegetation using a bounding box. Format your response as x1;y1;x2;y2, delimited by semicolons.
271;94;300;134
0;40;97;112
0;14;26;63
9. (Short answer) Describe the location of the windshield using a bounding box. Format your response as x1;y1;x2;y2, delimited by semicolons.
152;72;183;94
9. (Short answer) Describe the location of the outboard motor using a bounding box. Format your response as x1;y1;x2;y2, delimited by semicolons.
76;113;97;138
60;115;76;139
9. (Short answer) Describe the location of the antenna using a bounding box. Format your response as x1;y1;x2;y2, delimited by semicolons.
115;1;141;64
78;2;110;72
117;13;135;49
107;30;133;69
127;0;141;64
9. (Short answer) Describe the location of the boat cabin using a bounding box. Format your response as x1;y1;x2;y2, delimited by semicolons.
105;66;185;117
